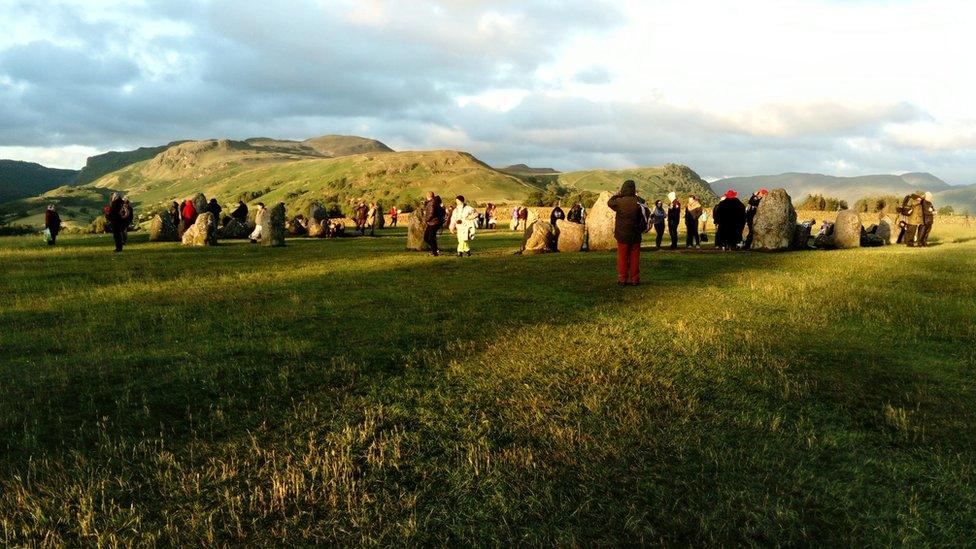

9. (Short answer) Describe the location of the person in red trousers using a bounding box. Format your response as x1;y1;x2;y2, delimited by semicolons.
608;180;647;286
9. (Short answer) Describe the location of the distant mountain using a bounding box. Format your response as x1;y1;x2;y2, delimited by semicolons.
301;135;393;157
498;164;561;176
558;164;718;203
710;172;951;204
0;160;78;203
933;183;976;215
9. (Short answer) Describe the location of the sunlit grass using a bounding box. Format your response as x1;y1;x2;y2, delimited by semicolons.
1;223;975;545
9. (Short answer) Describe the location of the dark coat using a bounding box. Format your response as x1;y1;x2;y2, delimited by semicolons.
667;200;681;226
231;203;248;222
921;200;936;224
568;205;583;223
550;206;565;226
424;197;444;227
607;181;646;244
714;197;747;246
45;210;62;233
106;197;124;228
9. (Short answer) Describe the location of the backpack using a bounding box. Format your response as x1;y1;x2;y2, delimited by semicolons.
638;202;652;233
435;204;446;225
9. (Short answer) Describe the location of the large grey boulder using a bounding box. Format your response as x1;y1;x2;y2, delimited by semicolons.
790;222;814;250
556;219;585;253
218;218;249;239
833;210;862;249
751;188;797;251
876;216;892;244
521;220;556;254
586;191;616;251
190;193;208;218
149;214;178;242
406;212;429;251
182;212;217;246
259;203;286;247
286;216;308;236
309;202;327;222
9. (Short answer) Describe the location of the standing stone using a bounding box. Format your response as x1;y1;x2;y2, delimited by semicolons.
182;212;217;246
260;203;286;247
586;191;616;251
833;210;862;249
556;219;585;253
790;222;814;250
751;188;797;251
309;202;327;222
406;211;429;251
149;214;178;242
308;218;328;238
521;220;556;254
218;218;249;239
876;216;892;244
190;193;208;218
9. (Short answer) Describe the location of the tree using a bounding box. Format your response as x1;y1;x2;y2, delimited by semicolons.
938;205;955;216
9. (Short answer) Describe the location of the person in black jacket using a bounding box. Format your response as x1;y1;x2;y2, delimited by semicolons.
207;198;223;220
714;189;747;250
666;191;681;249
550;202;565;226
44;205;62;246
422;191;444;256
567;203;584;223
742;189;767;249
651;199;666;249
918;192;936;246
120;197;134;244
684;195;703;248
105;193;125;252
231;201;248;223
607;180;646;286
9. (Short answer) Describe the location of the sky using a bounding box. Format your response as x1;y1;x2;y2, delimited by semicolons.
1;0;975;183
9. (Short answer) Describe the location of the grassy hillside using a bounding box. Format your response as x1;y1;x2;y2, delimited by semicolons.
73;142;187;185
498;164;561;176
1;224;975;545
558;163;718;203
302;135;393;157
934;183;976;215
711;172;952;205
0;160;78;203
87;144;538;218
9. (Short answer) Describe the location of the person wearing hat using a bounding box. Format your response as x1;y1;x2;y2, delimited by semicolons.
608;180;646;285
743;188;768;250
917;191;936;246
44;204;62;246
666;191;681;249
713;189;747;250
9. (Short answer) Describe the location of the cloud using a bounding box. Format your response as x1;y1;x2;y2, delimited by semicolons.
1;0;976;184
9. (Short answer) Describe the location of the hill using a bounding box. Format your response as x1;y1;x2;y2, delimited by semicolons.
0;160;78;203
710;172;952;205
73;142;188;185
558;164;718;203
301;135;393;157
498;164;561;176
933;183;976;215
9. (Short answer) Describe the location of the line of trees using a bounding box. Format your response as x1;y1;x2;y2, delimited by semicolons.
798;194;848;211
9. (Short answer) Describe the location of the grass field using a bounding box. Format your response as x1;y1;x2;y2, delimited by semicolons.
1;222;975;545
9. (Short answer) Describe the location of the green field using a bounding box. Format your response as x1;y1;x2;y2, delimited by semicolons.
1;223;975;545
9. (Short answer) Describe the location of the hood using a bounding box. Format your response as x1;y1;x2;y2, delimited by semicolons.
619;180;637;196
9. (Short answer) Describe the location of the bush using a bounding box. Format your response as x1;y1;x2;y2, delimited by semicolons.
0;224;35;237
799;194;848;211
938;205;955;216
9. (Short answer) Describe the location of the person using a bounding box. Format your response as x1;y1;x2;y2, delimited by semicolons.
181;199;197;231
713;189;747;250
207;198;222;220
743;188;768;249
450;195;478;257
367;202;378;236
120;197;134;244
510;206;520;230
231;200;248;224
44;204;62;246
389;206;399;227
170;201;181;232
354;202;368;235
422;192;444;256
249;203;266;243
666;191;681;249
550;201;566;226
650;199;666;250
485;203;497;229
712;197;725;248
105;192;126;252
918;192;936;247
607;180;646;286
684;195;703;248
568;203;584;224
518;206;529;231
901;193;923;247
442;205;454;235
